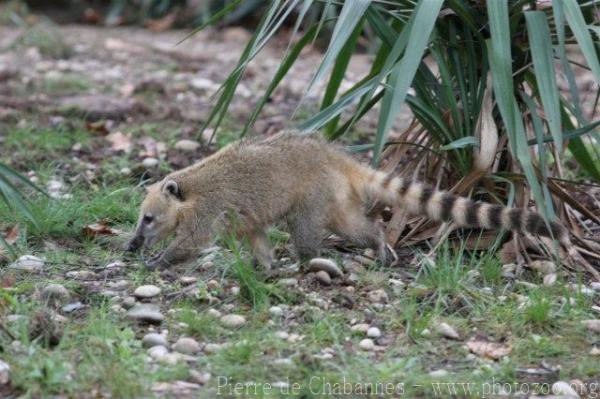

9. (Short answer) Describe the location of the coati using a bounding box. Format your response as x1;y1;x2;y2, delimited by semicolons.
127;131;574;270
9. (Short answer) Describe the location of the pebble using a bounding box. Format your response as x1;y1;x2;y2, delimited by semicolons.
62;302;84;313
552;381;580;398
590;347;600;356
105;261;124;269
434;322;460;340
269;306;283;317
142;157;159;168
42;284;70;302
9;255;44;271
275;331;289;339
173;337;201;355
582;319;600;333
122;296;137;309
351;323;370;333
308;258;343;278
127;304;164;324
277;278;298;287
134;285;161;299
315;271;332;286
203;343;222;353
501;263;516;278
543;273;557;287
179;276;197;285
142;333;168;348
174;139;200;152
206;308;222;318
358;338;375;351
189;370;211;385
529;260;556;275
206;280;220;291
0;359;9;385
107;280;129;290
66;270;96;280
367;327;381;338
428;369;449;377
591;282;600;292
148;345;169;360
220;314;246;328
367;289;389;303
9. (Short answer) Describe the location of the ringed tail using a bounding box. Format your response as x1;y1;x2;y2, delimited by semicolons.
367;171;573;250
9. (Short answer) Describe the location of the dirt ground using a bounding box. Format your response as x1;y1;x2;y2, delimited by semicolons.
0;23;599;399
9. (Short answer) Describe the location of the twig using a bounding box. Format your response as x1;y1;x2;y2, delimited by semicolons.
0;320;16;340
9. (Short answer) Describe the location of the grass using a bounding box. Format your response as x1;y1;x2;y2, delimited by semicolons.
1;118;598;398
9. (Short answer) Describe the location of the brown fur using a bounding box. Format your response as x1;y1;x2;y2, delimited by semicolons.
128;131;572;269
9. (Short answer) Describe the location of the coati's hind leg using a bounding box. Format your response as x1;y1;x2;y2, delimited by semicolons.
247;228;274;271
286;211;327;261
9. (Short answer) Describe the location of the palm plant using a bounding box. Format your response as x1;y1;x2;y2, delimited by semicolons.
0;164;44;255
200;0;600;275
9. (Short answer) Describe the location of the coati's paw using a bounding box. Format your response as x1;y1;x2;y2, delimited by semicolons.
145;253;168;270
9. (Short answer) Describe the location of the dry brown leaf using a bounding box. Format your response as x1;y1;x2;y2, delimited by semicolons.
83;222;119;239
106;131;132;153
466;337;511;360
143;12;177;32
85;120;110;135
4;225;19;245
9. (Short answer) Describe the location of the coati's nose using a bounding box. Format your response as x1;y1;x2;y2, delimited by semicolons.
126;235;144;252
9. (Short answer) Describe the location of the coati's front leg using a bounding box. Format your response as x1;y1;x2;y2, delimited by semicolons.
146;226;211;270
247;228;274;271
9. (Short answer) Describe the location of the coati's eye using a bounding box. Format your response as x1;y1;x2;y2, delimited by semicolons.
143;214;154;224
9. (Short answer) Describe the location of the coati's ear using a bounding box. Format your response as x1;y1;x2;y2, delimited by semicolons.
163;180;183;200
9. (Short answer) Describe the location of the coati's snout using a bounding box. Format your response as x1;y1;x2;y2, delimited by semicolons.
128;179;182;253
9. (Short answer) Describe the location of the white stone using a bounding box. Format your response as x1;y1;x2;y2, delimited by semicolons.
434;322;460;340
367;289;389;303
173;337;200;355
122;296;136;309
134;285;161;299
148;345;169;360
203;343;222;354
10;255;44;271
269;306;283;317
142;157;159;168
127;304;164;324
277;278;298;287
359;338;375;351
552;381;580;398
220;314;246;328
543;273;557;286
0;359;9;385
42;284;70;301
366;327;381;338
428;369;449;377
308;258;343;278
351;323;370;333
142;333;168;348
582;319;600;333
315;271;332;286
179;276;197;285
174;139;200;152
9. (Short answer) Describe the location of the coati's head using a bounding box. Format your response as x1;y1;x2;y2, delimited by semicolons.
127;179;183;252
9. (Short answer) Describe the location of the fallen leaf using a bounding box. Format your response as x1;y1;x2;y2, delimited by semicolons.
106;131;132;153
85;120;109;135
143;12;177;32
83;222;119;238
3;225;19;245
466;337;512;360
